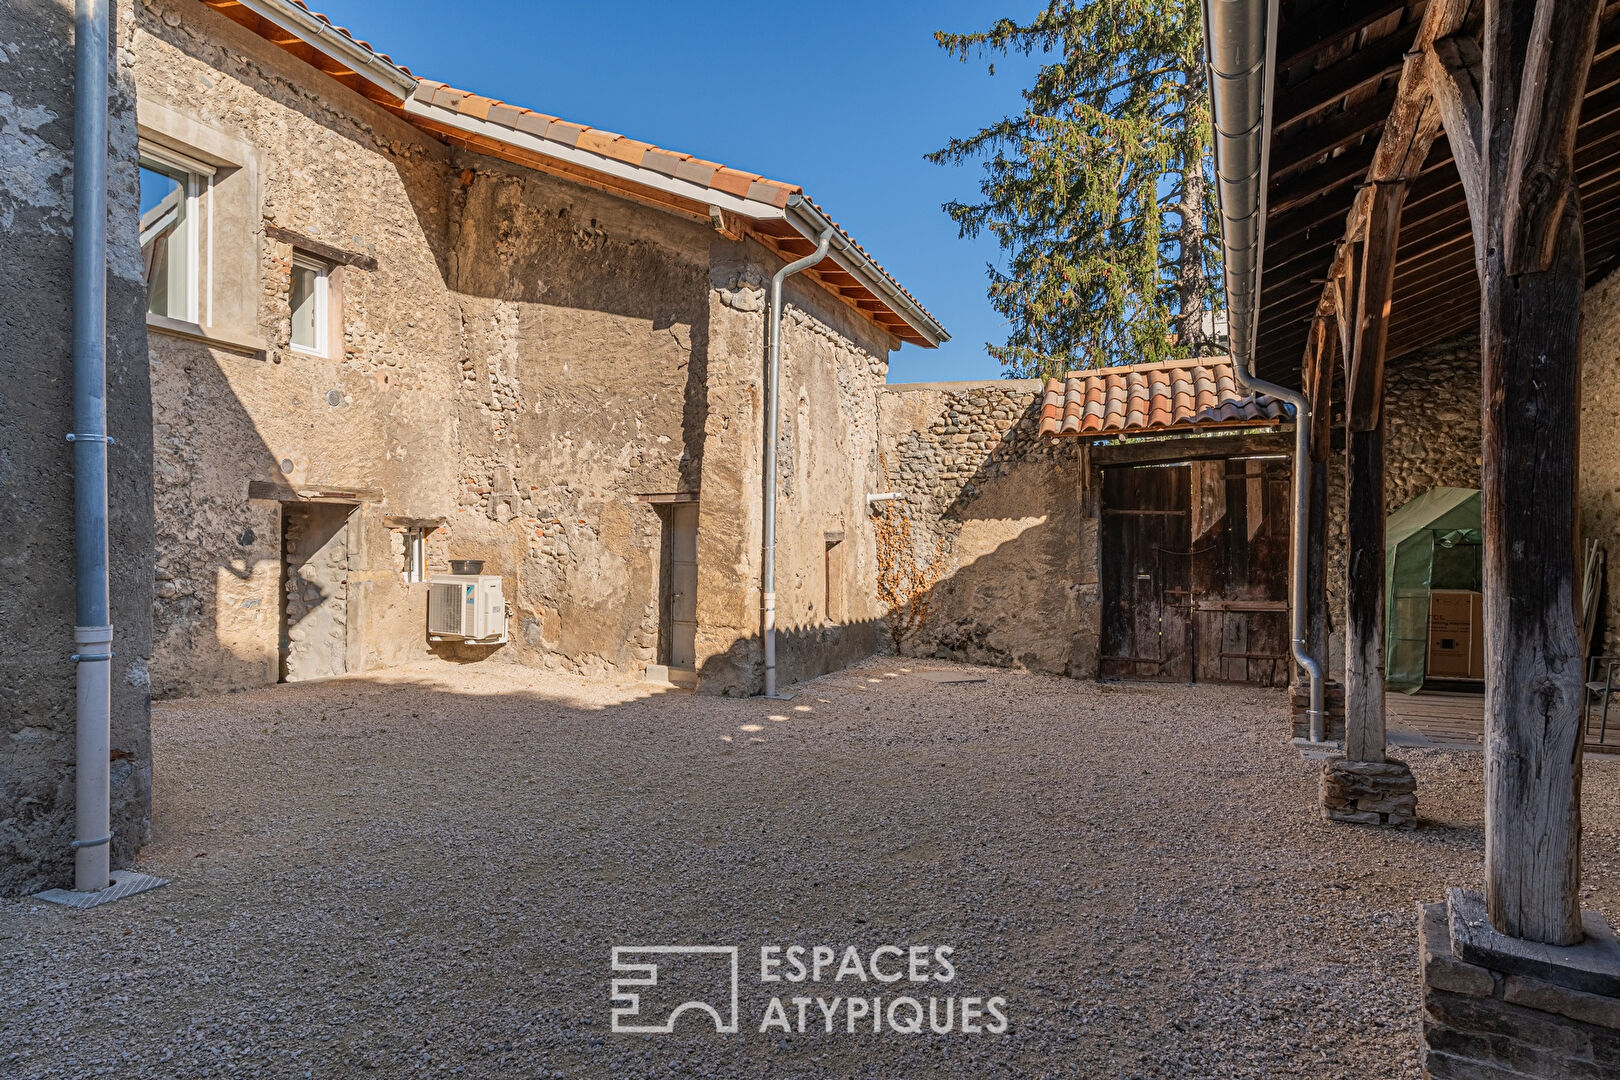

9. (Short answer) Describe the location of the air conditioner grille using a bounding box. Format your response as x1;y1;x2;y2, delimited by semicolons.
428;581;466;636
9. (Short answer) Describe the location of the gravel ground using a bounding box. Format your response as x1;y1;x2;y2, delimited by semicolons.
5;657;1620;1079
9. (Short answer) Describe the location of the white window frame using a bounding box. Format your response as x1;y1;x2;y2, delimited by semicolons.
289;253;330;357
403;527;427;584
138;140;213;325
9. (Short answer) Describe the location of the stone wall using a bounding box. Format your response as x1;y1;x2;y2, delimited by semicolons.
132;0;894;701
691;246;892;695
875;381;1100;676
1324;337;1482;671
0;0;156;894
1581;268;1620;657
1323;264;1620;666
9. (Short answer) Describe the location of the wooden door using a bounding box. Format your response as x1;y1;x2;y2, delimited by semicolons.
1099;464;1193;681
1188;456;1292;686
667;502;698;670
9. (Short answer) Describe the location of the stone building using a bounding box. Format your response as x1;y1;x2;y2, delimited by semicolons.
130;0;943;703
0;0;943;892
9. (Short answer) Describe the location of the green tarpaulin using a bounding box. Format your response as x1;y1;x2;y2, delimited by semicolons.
1385;487;1482;694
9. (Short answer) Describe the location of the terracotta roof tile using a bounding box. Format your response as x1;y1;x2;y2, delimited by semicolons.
1038;357;1291;439
543;119;588;146
219;0;945;340
707;168;759;199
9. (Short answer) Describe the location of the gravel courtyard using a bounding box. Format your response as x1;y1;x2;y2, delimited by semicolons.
5;658;1620;1079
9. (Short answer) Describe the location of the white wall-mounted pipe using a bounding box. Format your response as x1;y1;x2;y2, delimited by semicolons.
1203;0;1325;740
866;492;903;506
70;0;115;890
762;228;834;698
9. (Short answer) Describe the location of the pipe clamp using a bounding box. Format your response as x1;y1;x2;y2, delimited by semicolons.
66;433;115;444
70;832;113;850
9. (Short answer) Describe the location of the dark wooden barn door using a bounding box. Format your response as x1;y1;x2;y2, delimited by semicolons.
1100;464;1193;681
1189;456;1292;686
1099;455;1291;686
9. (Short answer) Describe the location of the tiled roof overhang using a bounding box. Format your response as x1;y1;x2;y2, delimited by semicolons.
1038;358;1291;439
197;0;947;348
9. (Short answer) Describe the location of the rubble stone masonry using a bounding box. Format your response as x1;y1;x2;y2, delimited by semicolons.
876;381;1100;676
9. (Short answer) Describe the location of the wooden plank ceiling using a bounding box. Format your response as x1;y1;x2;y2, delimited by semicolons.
1255;0;1620;384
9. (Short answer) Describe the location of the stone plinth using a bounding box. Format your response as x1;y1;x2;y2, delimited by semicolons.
1321;756;1417;826
1420;890;1620;1078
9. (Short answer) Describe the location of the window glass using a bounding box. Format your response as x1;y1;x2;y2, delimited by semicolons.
139;160;191;319
290;258;327;354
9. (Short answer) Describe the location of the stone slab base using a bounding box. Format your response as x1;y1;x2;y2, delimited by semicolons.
1291;679;1346;742
1420;891;1620;1078
1321;756;1417;826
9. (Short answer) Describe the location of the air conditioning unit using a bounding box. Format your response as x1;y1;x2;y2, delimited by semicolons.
427;574;507;644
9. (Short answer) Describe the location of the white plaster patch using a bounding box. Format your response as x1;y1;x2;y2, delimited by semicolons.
124;657;151;689
0;91;69;233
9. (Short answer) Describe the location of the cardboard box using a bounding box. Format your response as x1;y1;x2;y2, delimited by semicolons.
1428;589;1484;680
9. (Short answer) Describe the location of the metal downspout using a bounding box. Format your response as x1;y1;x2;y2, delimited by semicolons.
762;228;833;698
1204;0;1325;739
71;0;115;888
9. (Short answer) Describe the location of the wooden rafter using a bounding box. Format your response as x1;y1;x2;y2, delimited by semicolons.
1298;0;1473;375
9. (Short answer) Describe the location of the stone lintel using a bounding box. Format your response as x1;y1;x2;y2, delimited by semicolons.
1449;888;1620;998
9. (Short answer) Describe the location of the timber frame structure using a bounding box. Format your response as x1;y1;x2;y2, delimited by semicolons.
1211;0;1620;1073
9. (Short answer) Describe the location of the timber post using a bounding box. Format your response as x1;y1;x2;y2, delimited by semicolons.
1428;0;1602;947
1415;4;1620;1077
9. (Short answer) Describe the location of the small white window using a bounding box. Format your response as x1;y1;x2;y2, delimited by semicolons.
402;527;426;584
290;255;329;356
138;143;211;322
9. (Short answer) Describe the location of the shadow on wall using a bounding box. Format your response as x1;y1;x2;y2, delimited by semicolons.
148;336;290;697
143;10;720;688
886;396;1100;678
692;615;887;697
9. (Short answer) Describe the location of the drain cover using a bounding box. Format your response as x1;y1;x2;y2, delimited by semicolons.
32;870;169;909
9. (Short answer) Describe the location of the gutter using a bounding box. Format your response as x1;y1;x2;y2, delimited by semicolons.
1203;0;1326;740
762;228;834;699
228;0;418;101
784;195;949;348
70;0;114;890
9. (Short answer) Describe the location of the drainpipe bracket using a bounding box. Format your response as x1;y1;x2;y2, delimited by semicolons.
65;432;115;445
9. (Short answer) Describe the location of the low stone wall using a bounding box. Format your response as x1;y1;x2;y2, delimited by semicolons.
876;381;1100;677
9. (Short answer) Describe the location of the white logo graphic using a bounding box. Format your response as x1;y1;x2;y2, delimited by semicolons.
609;945;740;1034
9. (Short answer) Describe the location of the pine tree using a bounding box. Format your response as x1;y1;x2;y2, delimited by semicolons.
930;0;1222;378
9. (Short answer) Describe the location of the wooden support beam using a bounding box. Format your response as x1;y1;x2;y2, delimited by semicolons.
1343;411;1386;764
1347;181;1406;430
1434;0;1605;946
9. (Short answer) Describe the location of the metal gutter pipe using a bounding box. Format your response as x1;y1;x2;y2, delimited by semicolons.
1204;0;1326;740
762;228;834;698
784;195;949;349
71;0;115;889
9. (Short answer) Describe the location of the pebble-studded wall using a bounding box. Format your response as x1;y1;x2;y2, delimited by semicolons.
876;381;1099;676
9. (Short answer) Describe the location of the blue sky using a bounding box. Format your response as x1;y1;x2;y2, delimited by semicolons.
310;1;1042;383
